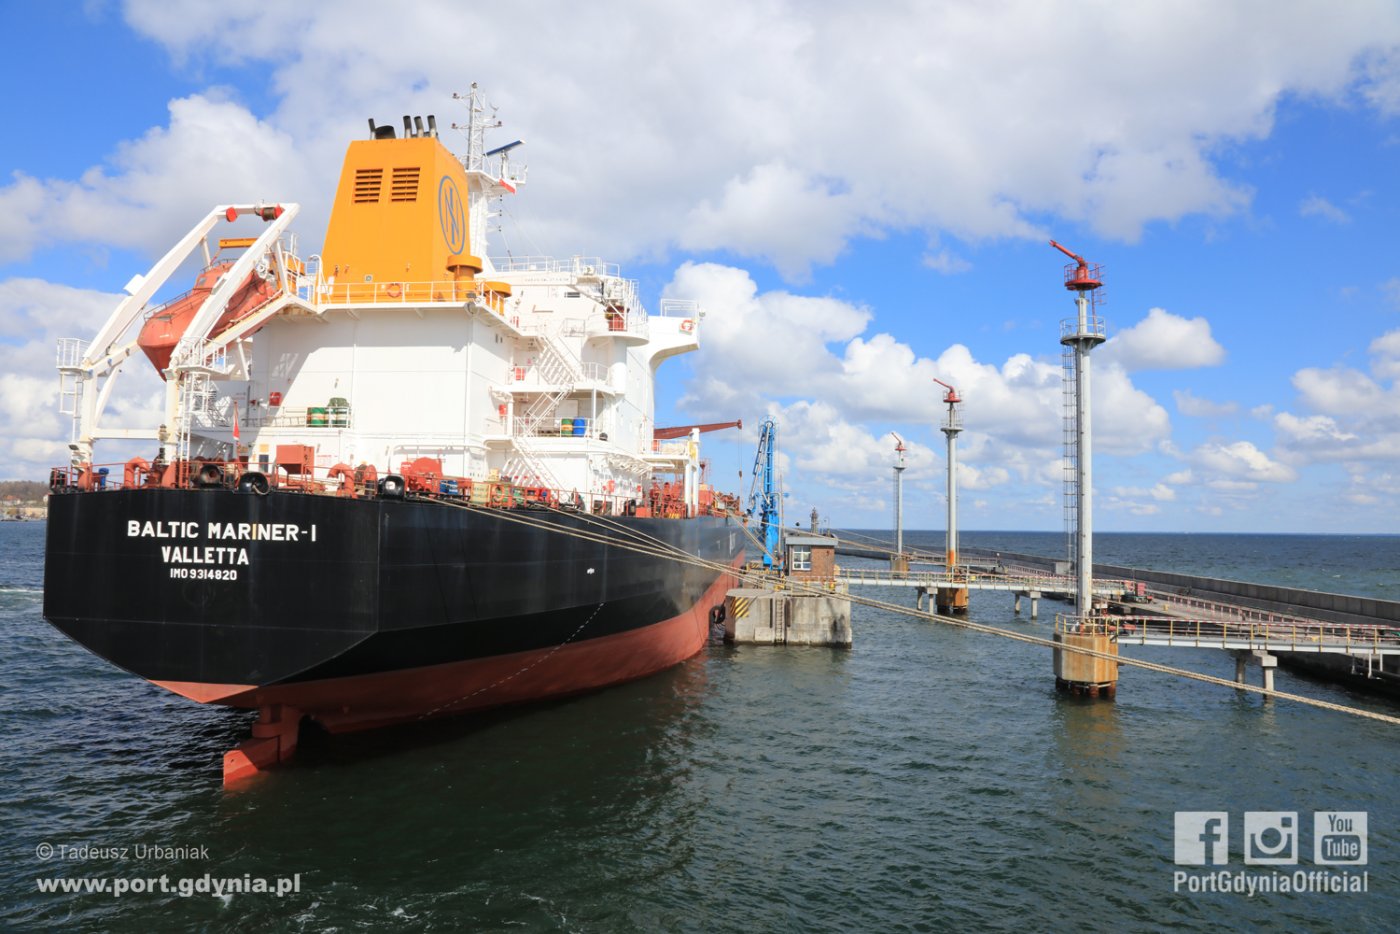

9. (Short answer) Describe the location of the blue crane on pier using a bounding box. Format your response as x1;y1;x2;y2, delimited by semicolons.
748;418;781;568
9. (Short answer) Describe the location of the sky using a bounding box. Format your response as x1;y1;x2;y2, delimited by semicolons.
3;1;1400;533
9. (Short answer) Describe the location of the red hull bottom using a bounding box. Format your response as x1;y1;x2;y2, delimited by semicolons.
220;563;738;785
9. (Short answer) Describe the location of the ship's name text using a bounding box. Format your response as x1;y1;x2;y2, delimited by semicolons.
126;520;317;542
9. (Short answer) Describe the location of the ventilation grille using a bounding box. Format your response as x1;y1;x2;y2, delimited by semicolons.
353;168;383;203
390;167;420;202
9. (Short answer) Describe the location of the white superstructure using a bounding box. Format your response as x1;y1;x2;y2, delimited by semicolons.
57;86;711;513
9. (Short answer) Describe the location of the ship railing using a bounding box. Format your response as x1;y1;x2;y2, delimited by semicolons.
244;406;353;430
511;415;604;439
658;299;700;318
647;440;690;458
315;279;512;315
486;256;624;279
506;362;608;390
585;307;649;340
492;256;624;277
56;337;88;369
45;459;743;524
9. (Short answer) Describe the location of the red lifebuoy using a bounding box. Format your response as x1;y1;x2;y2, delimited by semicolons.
385;283;402;299
679;319;694;332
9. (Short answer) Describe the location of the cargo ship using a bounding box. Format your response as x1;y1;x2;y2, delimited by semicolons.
44;86;745;784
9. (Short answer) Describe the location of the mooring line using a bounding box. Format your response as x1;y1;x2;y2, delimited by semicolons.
412;495;1400;727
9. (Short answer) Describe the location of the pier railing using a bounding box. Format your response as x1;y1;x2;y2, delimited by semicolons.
836;568;1131;595
1105;615;1400;656
1149;590;1319;628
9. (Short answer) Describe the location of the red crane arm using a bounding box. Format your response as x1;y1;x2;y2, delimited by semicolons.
1049;239;1084;265
932;378;961;404
653;419;743;440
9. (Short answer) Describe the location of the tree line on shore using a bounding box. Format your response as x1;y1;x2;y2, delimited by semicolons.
0;480;49;504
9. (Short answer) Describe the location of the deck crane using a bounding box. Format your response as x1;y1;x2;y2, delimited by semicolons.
652;419;742;441
747;418;781;569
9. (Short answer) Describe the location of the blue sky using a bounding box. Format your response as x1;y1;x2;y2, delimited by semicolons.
3;1;1400;533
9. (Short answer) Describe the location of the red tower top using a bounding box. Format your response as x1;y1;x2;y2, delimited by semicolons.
1049;240;1102;291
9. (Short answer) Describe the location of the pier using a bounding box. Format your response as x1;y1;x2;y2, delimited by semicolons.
824;539;1400;697
833;567;1125;619
726;532;852;647
738;243;1400;712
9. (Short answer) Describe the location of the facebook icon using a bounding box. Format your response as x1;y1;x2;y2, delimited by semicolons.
1175;812;1230;865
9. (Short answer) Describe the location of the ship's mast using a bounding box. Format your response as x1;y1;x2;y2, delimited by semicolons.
451;84;526;267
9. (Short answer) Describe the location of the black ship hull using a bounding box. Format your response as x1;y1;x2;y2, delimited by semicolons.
45;489;743;751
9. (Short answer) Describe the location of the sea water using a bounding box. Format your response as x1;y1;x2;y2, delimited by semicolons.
4;523;1399;931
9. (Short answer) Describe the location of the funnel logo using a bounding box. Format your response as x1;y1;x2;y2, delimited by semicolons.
438;176;466;254
1315;812;1367;865
1243;812;1298;865
1175;812;1229;865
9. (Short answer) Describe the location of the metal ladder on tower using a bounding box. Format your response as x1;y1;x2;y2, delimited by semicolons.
1061;346;1078;574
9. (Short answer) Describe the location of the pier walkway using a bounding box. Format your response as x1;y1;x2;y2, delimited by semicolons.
1103;615;1400;657
836;553;1400;668
835;567;1125;597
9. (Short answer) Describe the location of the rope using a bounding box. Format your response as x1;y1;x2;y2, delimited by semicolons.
408;495;1400;727
826;527;943;561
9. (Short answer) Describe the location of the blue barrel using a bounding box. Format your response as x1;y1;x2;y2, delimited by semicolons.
572;417;587;436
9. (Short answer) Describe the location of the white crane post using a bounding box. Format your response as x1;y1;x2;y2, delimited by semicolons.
1051;240;1106;617
889;432;906;556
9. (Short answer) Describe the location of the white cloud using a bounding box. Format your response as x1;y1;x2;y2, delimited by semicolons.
0;278;165;481
666;261;869;414
1273;412;1358;447
959;463;1012;491
0;95;316;263
1359;46;1400;116
1110;482;1176;500
2;1;1394;276
1272;332;1400;468
1370;328;1400;380
1092;363;1173;454
774;399;936;481
1101;308;1226;371
922;250;972;274
1299;194;1350;223
1290;365;1395;417
1173;388;1239;418
679;163;866;280
1190;440;1297;483
663;262;1171;517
